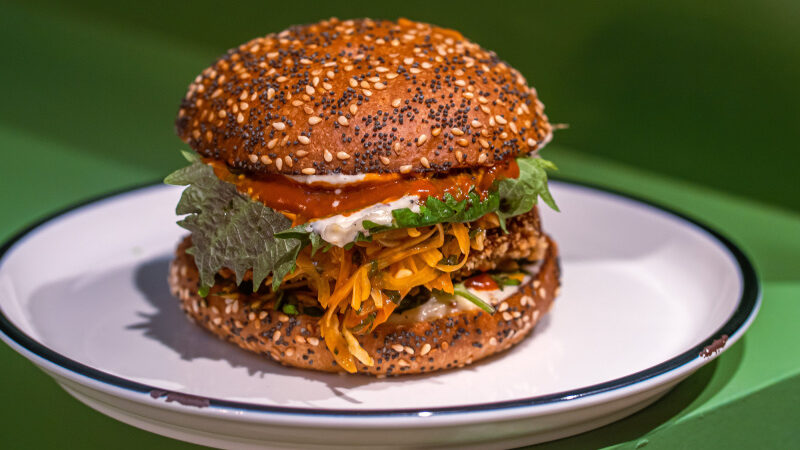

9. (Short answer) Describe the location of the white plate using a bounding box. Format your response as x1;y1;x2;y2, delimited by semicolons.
0;181;759;449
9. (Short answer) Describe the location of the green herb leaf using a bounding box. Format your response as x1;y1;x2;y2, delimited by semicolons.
453;285;496;314
496;157;559;227
281;304;299;315
165;158;301;291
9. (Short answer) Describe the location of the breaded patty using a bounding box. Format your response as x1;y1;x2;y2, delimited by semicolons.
453;206;545;281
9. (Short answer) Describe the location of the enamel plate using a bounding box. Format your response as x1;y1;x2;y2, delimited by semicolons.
0;181;759;449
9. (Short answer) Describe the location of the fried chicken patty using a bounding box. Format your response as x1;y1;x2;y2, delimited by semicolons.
453;206;545;281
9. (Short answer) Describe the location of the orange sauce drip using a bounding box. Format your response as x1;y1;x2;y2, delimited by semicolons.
209;159;519;222
463;273;500;291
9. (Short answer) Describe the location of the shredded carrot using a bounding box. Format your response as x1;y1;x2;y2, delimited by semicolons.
281;221;479;371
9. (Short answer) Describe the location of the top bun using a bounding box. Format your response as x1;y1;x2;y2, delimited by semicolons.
176;18;552;176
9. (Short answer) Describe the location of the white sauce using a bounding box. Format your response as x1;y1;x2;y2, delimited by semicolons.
286;173;366;186
306;196;420;247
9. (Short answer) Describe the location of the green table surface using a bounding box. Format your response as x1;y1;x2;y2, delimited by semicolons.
1;1;799;448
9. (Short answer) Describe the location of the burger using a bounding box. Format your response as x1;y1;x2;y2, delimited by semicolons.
166;17;560;376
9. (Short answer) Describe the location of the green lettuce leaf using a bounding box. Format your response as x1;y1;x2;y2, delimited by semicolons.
165;152;301;292
386;156;558;231
496;157;559;226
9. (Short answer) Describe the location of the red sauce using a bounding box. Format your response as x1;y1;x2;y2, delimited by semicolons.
210;159;519;222
463;273;500;291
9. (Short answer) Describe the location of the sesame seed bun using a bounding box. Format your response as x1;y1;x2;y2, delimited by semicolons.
175;17;553;176
168;234;560;376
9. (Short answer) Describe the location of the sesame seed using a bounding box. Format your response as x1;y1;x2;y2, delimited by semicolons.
498;302;509;312
237;113;245;123
441;341;450;350
478;96;488;104
350;104;358;114
471;120;483;128
527;138;537;147
267;138;278;149
391;344;404;353
362;89;372;96
322;82;333;90
298;135;310;145
273;121;286;130
409;67;421;74
336;151;351;160
324;150;333;162
307;337;320;346
456;150;464;161
420;156;430;168
373;82;386;90
349;78;358;88
376;66;389;73
275;158;283;170
479;138;490;149
455;79;466;87
400;164;413;174
302;168;316;175
495;115;508;125
432;127;442;137
305;85;315;95
421;62;432;69
260;155;272;165
478;153;488;163
513;311;522;318
451;127;464;136
295;336;306;344
456;138;468;147
248;154;258;163
404;346;415;355
489;337;498;346
416;134;427;145
386;73;398;80
463;92;474;99
539;287;547;298
337;116;349;126
397;359;410;367
502;311;513;321
286;348;295;357
392;98;402;107
395;268;413;278
292;99;304;106
510;122;518;134
296;150;308;157
308;116;322;125
272;331;281;342
380;156;390;165
420;343;431;355
303;105;314;114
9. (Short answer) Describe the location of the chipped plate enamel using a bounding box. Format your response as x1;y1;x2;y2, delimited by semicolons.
0;181;759;449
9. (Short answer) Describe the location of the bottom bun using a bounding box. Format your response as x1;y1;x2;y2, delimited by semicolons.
169;236;560;376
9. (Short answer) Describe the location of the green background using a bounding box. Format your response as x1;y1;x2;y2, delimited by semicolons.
1;1;798;448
